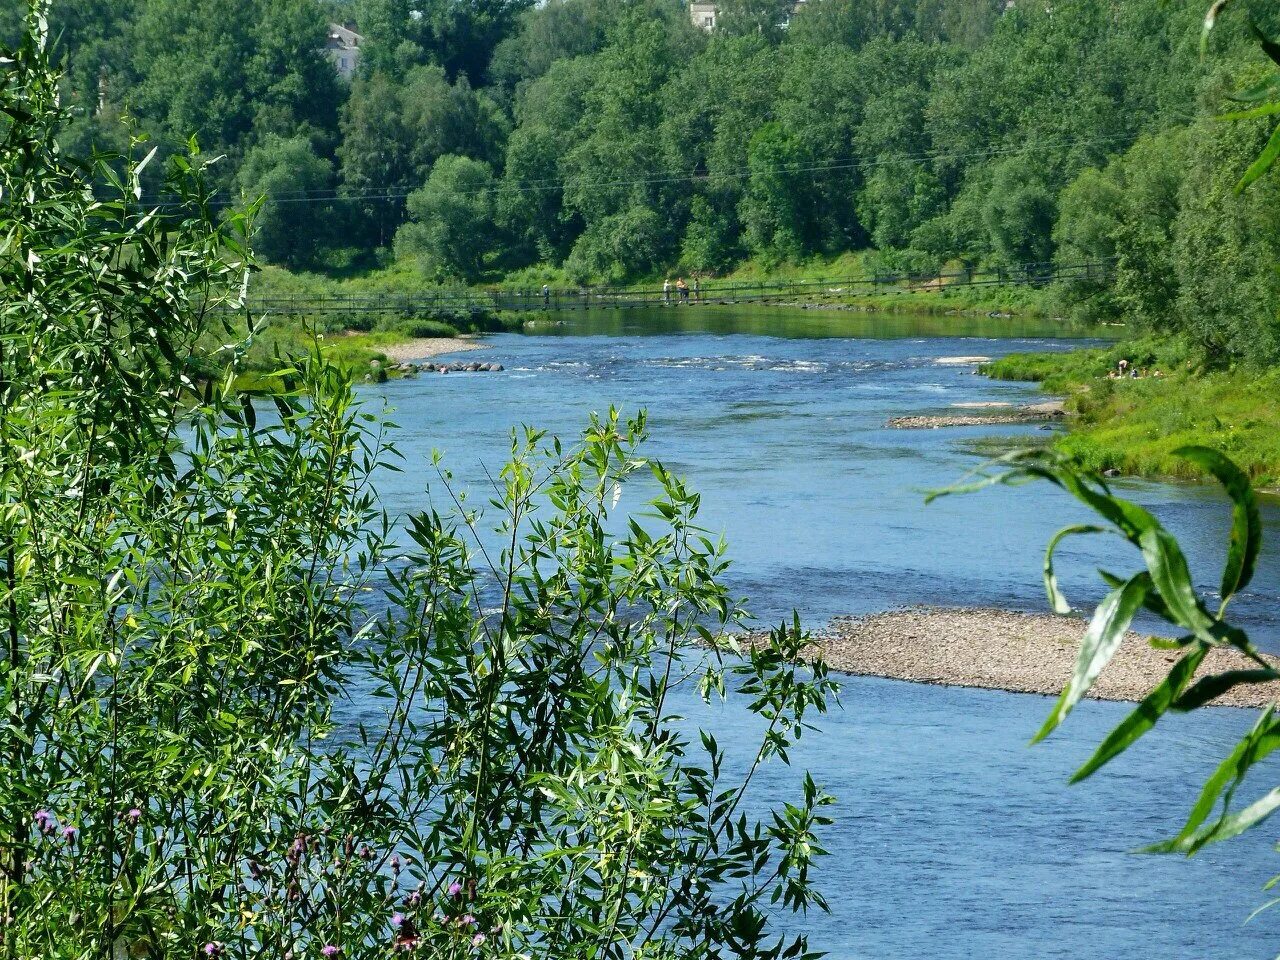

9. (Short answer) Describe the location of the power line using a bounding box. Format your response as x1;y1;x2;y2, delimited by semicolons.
139;124;1188;210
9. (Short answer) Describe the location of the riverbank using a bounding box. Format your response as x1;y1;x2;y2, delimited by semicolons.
770;607;1273;708
981;340;1280;488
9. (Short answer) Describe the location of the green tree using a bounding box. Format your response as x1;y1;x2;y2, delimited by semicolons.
739;123;809;262
338;64;505;247
396;154;499;279
237;134;337;268
130;0;340;160
1171;113;1280;361
1054;129;1187;326
981;153;1057;266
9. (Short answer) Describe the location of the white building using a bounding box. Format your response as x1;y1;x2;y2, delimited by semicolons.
690;0;718;30
689;0;807;31
324;23;363;81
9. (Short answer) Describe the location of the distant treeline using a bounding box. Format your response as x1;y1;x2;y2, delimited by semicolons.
7;0;1280;359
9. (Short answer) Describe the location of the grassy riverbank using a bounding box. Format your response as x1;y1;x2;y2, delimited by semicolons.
983;339;1280;488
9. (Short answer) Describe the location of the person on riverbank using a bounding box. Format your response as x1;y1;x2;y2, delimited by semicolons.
663;279;671;303
542;283;550;308
693;275;701;302
677;277;689;302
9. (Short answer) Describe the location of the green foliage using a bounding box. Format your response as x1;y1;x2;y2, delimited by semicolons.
2;15;838;958
396;154;499;281
934;444;1280;923
35;0;1280;322
1170;110;1280;361
238;134;337;268
131;0;339;155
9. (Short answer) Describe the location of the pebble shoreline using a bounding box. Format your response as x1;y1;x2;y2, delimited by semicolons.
758;607;1275;708
888;401;1067;429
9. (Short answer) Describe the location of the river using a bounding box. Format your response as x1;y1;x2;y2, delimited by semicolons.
363;307;1280;958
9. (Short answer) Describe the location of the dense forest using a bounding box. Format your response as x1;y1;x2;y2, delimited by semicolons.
7;0;1280;359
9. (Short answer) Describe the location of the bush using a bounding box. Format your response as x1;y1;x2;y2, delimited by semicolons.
1;13;837;957
399;318;460;338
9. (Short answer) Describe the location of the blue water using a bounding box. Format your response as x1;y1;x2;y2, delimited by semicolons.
363;309;1280;957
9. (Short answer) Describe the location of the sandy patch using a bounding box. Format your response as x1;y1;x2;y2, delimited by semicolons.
379;338;489;363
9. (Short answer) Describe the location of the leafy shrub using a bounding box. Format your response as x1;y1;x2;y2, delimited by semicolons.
0;12;838;958
399;319;461;338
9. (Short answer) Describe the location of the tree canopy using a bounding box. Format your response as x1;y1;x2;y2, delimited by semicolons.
34;0;1280;358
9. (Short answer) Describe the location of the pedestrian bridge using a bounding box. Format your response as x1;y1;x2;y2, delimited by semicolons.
238;259;1113;316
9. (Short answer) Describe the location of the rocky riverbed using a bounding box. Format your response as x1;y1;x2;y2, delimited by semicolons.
752;607;1274;708
888;401;1066;429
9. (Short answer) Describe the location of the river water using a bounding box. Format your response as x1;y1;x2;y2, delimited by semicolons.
363;307;1280;958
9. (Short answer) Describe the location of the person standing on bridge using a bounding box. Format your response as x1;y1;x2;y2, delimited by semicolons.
693;275;701;302
677;277;689;303
542;283;550;308
663;278;671;303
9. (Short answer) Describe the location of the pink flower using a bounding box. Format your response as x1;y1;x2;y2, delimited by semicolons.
391;913;404;929
61;825;78;843
127;808;142;824
321;947;339;958
447;881;462;898
461;914;476;928
471;933;485;948
203;944;224;958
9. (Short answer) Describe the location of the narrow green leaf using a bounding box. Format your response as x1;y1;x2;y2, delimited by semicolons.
1171;447;1262;605
1070;643;1208;783
1166;707;1280;845
1146;787;1280;855
1218;101;1280;121
1173;669;1280;711
1228;73;1280;104
1236;121;1280;192
1044;525;1107;614
1138;527;1217;641
1249;20;1280;67
1032;573;1150;744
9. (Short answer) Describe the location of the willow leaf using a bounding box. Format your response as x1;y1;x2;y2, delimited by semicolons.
1138;527;1217;641
1236;121;1280;192
1173;446;1262;604
1031;573;1150;744
1043;525;1107;614
1070;643;1209;783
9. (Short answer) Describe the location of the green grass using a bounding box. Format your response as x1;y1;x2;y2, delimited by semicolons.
983;340;1280;489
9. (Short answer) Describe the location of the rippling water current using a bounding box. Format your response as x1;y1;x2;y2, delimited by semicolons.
358;308;1280;958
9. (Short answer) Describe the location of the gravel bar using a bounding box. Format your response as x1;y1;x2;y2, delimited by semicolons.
791;607;1274;708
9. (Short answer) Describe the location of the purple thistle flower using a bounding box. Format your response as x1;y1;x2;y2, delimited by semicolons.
202;944;223;958
391;854;401;874
391;912;404;929
447;881;462;898
127;808;142;824
461;914;476;928
321;946;340;958
407;890;422;907
34;809;52;827
61;825;78;843
471;933;485;948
